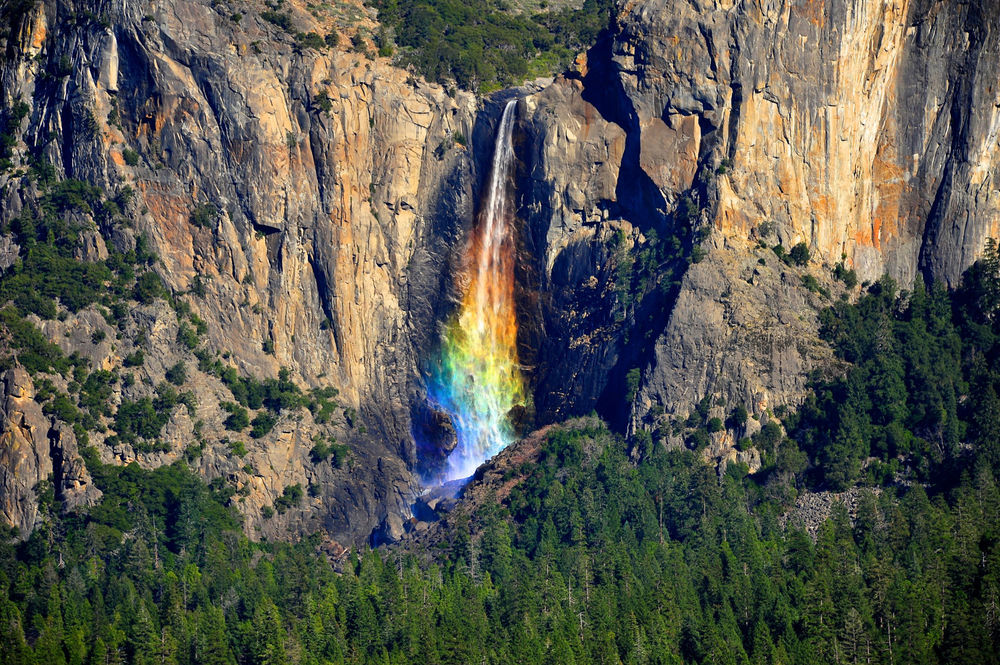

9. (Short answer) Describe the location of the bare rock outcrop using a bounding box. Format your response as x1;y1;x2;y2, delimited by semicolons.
604;0;1000;287
0;369;100;536
513;0;1000;434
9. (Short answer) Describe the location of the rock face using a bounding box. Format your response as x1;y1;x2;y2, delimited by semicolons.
634;241;837;422
0;0;998;542
605;0;1000;287
0;0;484;542
0;369;100;536
510;0;1000;432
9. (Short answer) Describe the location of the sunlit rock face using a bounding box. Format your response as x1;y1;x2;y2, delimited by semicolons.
602;0;1000;287
0;0;483;543
510;0;1000;437
1;0;997;541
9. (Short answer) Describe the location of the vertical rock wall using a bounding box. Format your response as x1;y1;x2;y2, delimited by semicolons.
514;0;1000;429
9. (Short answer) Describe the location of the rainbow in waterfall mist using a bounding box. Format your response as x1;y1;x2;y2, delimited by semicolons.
428;99;525;482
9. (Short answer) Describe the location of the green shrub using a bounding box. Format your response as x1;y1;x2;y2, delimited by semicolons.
308;387;339;424
44;178;102;216
686;427;710;450
43;393;81;424
273;483;303;514
374;27;393;57
122;148;139;166
189;313;208;336
133;271;165;304
0;307;70;374
1;243;112;316
350;32;368;54
134;235;158;265
789;242;810;266
165;361;187;386
189;203;217;229
310;440;330;463
310;437;349;467
801;274;829;297
250;411;278;438
123;349;144;367
707;417;724;433
177;323;199;350
209;364;307;414
833;261;858;288
110;391;174;448
0;101;29;170
222;402;250;431
726;405;748;430
312;91;333;115
296;31;325;49
752;421;783;456
79;369;116;418
260;10;292;31
371;0;610;90
189;274;207;298
625;367;641;404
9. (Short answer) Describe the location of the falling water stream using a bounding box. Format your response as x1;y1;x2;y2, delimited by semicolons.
428;99;525;482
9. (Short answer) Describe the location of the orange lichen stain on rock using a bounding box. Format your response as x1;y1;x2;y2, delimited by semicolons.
809;193;829;222
713;180;752;238
29;12;46;50
791;0;826;27
110;150;125;168
853;225;873;248
987;219;1000;245
868;151;905;250
136;102;167;142
136;180;196;274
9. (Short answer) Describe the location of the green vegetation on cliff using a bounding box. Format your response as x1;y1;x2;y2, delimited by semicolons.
788;240;1000;491
370;0;612;90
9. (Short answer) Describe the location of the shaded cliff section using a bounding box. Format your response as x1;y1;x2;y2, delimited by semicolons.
507;0;1000;441
0;0;487;543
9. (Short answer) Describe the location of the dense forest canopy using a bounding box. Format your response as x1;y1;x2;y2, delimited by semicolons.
3;238;1000;663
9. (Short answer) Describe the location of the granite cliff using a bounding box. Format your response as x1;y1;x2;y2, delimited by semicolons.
509;0;1000;437
0;0;484;542
0;0;997;543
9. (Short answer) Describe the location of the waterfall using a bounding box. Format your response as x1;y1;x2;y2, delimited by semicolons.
428;99;524;482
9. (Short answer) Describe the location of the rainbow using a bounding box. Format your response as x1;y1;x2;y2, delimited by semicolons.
428;100;525;482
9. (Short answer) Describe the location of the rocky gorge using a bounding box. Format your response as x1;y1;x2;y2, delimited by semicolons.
0;0;997;547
